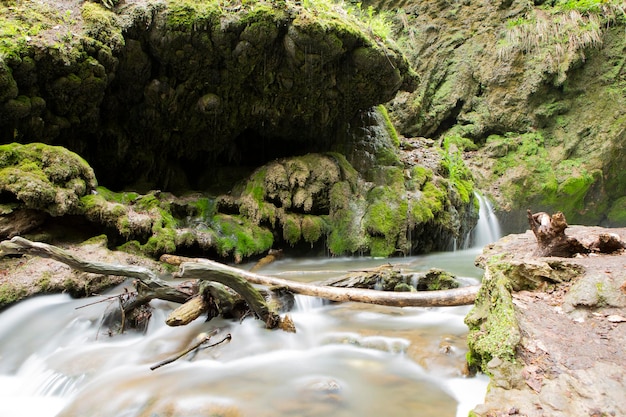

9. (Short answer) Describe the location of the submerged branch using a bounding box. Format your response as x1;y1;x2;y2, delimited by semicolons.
150;329;231;370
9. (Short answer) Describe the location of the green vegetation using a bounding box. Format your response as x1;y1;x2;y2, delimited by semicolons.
548;0;626;15
409;180;446;224
81;2;124;49
364;185;408;257
440;135;474;204
496;3;620;80
485;132;600;222
0;283;27;308
377;104;400;147
465;260;521;374
0;142;96;216
607;196;626;225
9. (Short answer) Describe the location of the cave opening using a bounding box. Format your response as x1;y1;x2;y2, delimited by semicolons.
181;129;317;194
432;99;465;140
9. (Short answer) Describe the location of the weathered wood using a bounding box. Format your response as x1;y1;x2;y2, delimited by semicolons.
166;295;208;326
527;210;589;257
0;236;191;305
590;233;626;254
177;262;282;328
250;249;284;272
2;236;158;285
176;260;480;307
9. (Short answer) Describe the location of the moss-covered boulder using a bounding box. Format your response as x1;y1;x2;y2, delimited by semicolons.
79;187;274;261
0;142;97;217
0;0;417;192
218;143;476;257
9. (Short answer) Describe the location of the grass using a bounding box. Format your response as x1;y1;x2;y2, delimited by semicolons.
497;8;604;67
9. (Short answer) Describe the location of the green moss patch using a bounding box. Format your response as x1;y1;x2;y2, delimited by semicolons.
465;260;521;374
0;142;96;216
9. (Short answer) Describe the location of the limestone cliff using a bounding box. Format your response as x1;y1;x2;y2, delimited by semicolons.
0;0;417;191
0;0;477;260
376;0;626;228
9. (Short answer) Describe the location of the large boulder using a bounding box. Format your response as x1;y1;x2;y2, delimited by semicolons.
0;0;417;191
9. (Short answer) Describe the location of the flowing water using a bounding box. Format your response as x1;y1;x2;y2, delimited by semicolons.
467;193;502;249
0;199;502;417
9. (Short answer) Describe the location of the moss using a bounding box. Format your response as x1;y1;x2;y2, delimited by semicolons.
80;234;109;246
465;261;521;375
607;196;626;226
550;0;625;14
80;193;128;227
327;181;366;255
377;104;400;147
36;271;53;292
142;223;177;256
281;213;302;246
417;268;460;291
80;2;124;48
364;185;408;257
212;213;273;260
141;208;178;256
3;95;31;119
0;282;27;308
407;166;433;191
409;180;447;224
440;136;474;204
0;1;55;60
301;214;327;245
0;143;96;216
164;0;222;30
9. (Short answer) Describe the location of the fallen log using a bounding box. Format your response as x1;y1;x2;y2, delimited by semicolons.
0;236;480;333
176;262;283;328
175;260;479;307
0;236;190;303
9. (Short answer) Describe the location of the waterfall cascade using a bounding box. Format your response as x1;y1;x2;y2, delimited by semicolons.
466;192;503;249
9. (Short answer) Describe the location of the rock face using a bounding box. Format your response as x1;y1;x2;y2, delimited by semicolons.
466;226;626;416
0;0;417;191
374;0;626;227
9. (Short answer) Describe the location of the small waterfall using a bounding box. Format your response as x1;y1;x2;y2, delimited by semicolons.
467;192;502;248
293;294;326;311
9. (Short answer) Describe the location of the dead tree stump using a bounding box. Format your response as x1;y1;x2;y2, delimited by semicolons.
527;210;589;257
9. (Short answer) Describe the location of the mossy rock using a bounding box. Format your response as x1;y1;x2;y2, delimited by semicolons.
416;268;460;291
0;142;97;216
465;259;521;375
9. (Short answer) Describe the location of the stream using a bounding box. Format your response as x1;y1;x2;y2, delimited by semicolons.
0;197;501;417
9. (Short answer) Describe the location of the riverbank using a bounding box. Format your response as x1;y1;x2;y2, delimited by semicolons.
469;226;626;417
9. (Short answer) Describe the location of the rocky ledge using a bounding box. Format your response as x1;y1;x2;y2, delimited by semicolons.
467;225;626;417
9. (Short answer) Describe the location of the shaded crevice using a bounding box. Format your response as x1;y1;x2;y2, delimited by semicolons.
432;99;465;139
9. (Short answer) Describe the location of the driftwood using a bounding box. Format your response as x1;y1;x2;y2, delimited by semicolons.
527;210;589;257
166;295;208;326
0;236;191;306
527;210;626;257
250;249;284;272
1;236;480;335
175;259;479;307
176;262;283;328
